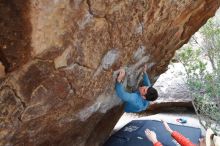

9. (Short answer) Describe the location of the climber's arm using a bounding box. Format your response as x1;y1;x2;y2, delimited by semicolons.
143;65;151;86
115;82;137;103
115;69;137;103
143;72;151;86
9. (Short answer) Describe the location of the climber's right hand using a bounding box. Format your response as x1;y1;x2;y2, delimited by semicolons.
117;68;125;83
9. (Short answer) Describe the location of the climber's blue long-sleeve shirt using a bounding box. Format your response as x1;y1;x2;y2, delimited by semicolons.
115;73;151;113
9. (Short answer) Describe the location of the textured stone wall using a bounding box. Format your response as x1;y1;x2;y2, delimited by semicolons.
0;0;219;145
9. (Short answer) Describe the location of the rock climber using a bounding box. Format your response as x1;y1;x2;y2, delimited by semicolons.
115;65;158;113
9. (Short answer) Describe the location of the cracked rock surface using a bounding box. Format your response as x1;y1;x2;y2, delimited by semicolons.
0;0;219;146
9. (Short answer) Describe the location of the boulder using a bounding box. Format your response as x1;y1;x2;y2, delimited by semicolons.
0;0;219;145
148;63;193;113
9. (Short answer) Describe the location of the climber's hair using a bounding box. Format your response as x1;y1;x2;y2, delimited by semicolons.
144;87;158;101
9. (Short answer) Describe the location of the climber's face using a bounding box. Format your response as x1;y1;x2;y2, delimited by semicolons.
139;86;148;97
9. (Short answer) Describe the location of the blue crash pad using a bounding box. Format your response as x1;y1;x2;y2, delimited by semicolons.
104;120;201;146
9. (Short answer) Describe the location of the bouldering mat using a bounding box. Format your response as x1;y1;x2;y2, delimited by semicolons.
104;120;201;146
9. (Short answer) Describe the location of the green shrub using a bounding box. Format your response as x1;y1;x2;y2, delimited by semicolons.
176;18;220;134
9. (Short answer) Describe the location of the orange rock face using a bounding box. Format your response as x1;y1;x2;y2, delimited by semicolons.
0;0;219;145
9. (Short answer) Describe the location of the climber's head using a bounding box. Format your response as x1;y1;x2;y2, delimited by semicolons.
139;86;158;101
